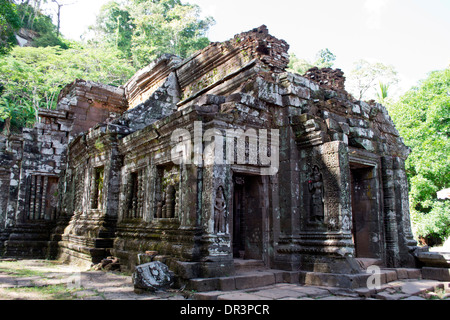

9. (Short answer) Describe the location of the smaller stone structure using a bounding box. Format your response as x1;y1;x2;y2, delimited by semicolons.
0;79;126;259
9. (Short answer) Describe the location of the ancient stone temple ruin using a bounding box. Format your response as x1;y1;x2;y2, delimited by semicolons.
0;26;434;287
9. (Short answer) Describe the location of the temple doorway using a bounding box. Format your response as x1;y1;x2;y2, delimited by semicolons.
350;163;382;259
232;174;265;261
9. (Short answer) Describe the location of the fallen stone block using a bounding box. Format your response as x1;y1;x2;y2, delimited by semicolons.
132;261;173;292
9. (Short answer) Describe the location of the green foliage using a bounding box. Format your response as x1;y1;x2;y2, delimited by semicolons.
412;201;450;241
288;53;313;75
288;48;336;75
0;45;136;129
314;48;336;69
90;0;215;69
16;1;68;48
90;0;135;60
0;0;21;54
388;68;450;242
376;81;390;104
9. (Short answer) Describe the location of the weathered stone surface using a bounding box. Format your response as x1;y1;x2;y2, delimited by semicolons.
422;267;450;281
0;25;430;290
132;261;173;292
417;252;450;268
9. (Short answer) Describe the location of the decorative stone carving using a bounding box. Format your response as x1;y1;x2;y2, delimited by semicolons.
155;199;163;219
132;261;173;292
308;166;324;222
164;185;176;218
214;186;227;234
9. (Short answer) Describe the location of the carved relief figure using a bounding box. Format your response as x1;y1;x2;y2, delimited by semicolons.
165;185;175;218
214;186;227;234
156;199;163;218
308;166;324;222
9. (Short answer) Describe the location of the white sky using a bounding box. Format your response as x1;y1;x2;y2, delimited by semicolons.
44;0;450;97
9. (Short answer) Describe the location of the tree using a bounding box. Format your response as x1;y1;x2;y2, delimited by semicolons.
15;0;68;48
376;81;390;105
314;48;336;69
346;59;398;101
288;53;313;75
16;0;46;30
388;68;450;243
0;0;21;55
90;0;215;68
89;1;134;60
288;48;336;75
51;0;77;37
0;45;136;129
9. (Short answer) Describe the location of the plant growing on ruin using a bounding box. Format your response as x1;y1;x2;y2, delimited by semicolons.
0;0;21;55
288;48;336;75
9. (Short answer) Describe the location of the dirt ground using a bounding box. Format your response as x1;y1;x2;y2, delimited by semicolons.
0;259;187;300
1;259;449;301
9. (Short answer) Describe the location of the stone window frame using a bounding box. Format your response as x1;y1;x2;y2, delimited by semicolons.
122;166;148;221
153;164;180;220
126;168;145;219
24;172;59;221
72;165;86;214
90;166;105;211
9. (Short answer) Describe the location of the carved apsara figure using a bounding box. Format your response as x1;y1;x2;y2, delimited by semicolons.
165;185;175;218
214;186;227;234
308;166;324;222
156;199;163;218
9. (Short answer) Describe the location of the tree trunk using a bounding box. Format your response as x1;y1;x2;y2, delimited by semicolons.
2;117;11;136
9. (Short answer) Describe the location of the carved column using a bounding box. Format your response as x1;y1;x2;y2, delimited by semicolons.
393;157;418;267
297;141;359;274
381;156;401;268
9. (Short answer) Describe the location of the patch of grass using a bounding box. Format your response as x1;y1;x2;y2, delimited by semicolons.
0;266;46;278
5;284;82;300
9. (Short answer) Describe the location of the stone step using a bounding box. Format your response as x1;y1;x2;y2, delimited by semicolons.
299;267;423;289
355;258;384;270
234;259;266;273
188;267;424;293
187;269;300;292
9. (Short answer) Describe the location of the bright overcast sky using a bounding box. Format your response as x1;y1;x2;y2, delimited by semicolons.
48;0;450;96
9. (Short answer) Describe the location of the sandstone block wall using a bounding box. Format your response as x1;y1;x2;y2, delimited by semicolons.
0;79;128;258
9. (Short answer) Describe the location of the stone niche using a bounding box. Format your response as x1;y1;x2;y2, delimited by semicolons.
154;164;180;220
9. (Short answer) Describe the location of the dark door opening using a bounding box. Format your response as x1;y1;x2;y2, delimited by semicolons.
350;165;380;259
232;175;263;260
233;177;245;258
